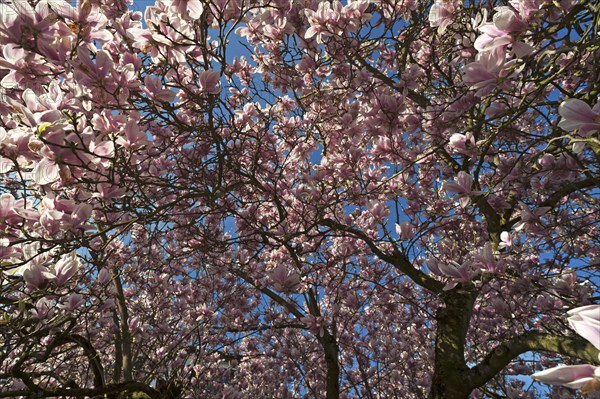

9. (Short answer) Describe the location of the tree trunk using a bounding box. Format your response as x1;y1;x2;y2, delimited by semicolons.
319;329;340;399
428;289;477;399
112;271;133;382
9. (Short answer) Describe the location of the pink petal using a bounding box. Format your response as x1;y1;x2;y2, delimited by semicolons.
95;51;113;79
475;34;512;53
459;196;470;208
2;44;26;66
305;26;319;40
34;159;60;185
93;141;115;157
0;193;15;211
438;261;462;279
558;99;595;131
478;24;505;36
532;364;596;389
512;41;534;58
568;305;600;350
444;181;467;194
187;0;204;19
568;305;600;320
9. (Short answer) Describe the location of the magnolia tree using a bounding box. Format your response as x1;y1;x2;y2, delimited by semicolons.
0;0;599;398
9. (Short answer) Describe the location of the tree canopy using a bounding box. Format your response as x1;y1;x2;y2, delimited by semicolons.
0;0;599;398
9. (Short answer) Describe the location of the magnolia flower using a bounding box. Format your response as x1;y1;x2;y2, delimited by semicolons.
52;252;81;285
443;171;482;207
23;264;53;289
198;70;221;95
567;305;600;351
514;202;550;232
33;158;60;186
558;99;600;136
498;231;514;249
463;48;523;97
366;200;390;220
65;293;85;312
474;7;533;57
170;0;204;19
427;259;479;291
0;193;25;225
438;260;479;290
97;267;112;285
533;365;599;390
448;133;476;156
429;0;457;35
268;264;300;294
473;242;504;273
32;298;54;320
532;305;600;392
492;7;526;32
395;221;414;240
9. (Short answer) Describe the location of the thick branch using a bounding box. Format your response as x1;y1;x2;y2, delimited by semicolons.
539;178;598;208
112;270;133;381
468;332;600;388
55;334;106;389
318;330;340;399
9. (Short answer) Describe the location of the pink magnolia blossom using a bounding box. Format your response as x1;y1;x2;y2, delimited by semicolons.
492;7;526;32
366;200;390;221
498;231;514;249
170;0;204;19
532;365;599;390
463;48;523;97
268;264;301;294
532;305;600;392
0;193;25;225
73;47;114;87
144;75;177;103
304;2;339;42
97;268;112;285
558;98;600;136
428;0;457;35
514;202;550;232
427;259;479;290
474;23;513;53
567;305;600;351
395;221;414;240
509;0;540;20
116;119;149;150
33;158;60;186
443;171;482;207
198;70;221;95
64;293;85;312
474;7;533;57
301;315;325;337
51;253;81;286
438;261;479;290
473;242;504;274
23;264;53;290
448;133;476;156
70;203;93;228
32;298;54;320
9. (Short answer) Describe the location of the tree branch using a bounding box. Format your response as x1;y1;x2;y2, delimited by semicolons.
468;332;600;388
321;218;443;293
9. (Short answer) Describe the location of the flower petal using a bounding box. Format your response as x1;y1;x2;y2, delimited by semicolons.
532;365;596;389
